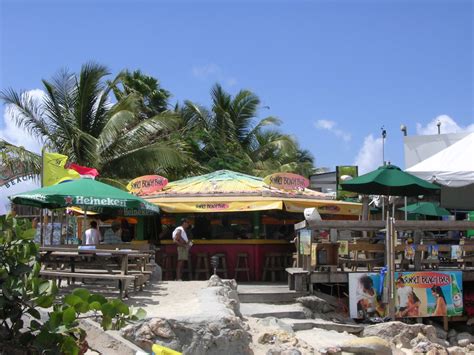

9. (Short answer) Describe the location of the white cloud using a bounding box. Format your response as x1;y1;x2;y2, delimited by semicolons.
191;63;237;87
353;134;383;174
0;89;45;154
314;119;351;142
416;114;474;135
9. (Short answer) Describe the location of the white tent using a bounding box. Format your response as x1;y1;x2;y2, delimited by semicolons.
406;132;474;187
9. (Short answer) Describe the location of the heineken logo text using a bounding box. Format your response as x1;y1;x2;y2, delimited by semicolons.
76;196;126;207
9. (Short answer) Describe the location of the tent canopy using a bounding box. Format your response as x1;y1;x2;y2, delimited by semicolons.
399;202;450;217
146;170;362;216
406;132;474;187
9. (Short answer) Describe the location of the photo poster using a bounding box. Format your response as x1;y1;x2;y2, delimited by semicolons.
299;229;312;255
338;240;349;256
404;244;416;260
311;244;317;268
349;273;387;319
428;245;439;260
451;245;463;260
336;165;359;200
394;271;463;318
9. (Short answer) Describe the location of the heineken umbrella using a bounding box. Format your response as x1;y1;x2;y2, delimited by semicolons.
9;178;159;215
399;202;450;217
340;164;440;197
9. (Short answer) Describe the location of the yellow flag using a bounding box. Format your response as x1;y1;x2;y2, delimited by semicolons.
42;152;80;186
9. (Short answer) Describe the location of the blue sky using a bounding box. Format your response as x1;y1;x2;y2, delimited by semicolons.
1;0;473;174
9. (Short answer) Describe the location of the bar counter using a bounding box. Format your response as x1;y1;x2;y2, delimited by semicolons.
159;239;295;281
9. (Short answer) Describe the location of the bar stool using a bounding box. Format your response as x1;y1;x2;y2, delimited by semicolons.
194;253;211;280
234;253;250;281
182;257;193;281
212;253;228;278
262;252;284;282
161;253;177;281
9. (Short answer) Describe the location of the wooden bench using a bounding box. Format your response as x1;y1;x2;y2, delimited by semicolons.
40;270;136;299
286;267;309;292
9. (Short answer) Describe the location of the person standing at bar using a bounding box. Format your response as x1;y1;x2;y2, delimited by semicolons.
84;221;101;245
172;218;192;281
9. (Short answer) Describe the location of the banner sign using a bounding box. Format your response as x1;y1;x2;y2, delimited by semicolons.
349;271;463;320
1;162;36;188
264;173;309;191
336;166;358;199
127;175;168;196
395;271;463;318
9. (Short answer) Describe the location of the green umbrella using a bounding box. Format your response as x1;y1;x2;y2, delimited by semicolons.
399;202;450;217
9;178;159;215
340;164;440;196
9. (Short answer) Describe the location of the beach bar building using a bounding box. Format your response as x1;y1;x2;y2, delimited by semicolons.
145;170;362;281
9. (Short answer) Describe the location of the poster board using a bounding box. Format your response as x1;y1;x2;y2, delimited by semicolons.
299;229;312;255
349;273;386;319
394;271;463;318
349;271;464;319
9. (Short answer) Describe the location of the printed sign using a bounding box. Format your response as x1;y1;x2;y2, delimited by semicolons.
127;175;168;196
336;166;358;200
338;241;349;256
1;162;36;188
395;271;463;318
299;229;312;255
349;273;386;319
264;173;309;191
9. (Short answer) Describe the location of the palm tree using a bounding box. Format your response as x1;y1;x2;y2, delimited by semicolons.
111;69;171;119
181;83;313;176
0;139;41;178
0;62;190;180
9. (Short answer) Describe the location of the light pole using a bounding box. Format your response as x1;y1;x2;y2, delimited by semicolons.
437;121;441;134
381;126;387;165
400;124;408;220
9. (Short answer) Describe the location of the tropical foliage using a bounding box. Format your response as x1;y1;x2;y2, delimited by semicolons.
0;214;145;354
180;83;315;177
0;63;190;180
1;64;317;181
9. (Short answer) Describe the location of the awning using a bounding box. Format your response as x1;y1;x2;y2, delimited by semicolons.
147;196;361;215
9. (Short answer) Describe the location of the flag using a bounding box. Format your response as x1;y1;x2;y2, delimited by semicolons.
67;163;99;178
42;152;80;186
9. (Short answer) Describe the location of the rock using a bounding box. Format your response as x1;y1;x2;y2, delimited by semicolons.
448;329;458;338
412;342;448;355
457;339;471;348
257;317;294;334
467;318;474;326
426;349;448;355
340;336;392;355
456;332;472;344
410;333;429;348
259;333;277;344
266;349;281;355
447;346;466;355
207;275;224;287
122;316;252;354
363;321;439;348
296;296;334;314
281;349;302;355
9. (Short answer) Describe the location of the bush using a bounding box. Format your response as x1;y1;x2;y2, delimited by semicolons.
0;214;145;355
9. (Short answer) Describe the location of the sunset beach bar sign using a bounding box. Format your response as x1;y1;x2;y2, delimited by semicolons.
127;175;168;196
264;173;309;191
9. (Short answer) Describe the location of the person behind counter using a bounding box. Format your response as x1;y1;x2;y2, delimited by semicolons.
172;218;192;281
84;221;101;245
103;221;122;244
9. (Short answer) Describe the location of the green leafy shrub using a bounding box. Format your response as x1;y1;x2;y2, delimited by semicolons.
0;214;146;355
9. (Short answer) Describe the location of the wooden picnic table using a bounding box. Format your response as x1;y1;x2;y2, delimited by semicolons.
39;247;151;298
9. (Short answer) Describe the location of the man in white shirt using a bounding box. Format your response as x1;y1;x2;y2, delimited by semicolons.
84;221;101;245
396;276;412;316
172;218;192;280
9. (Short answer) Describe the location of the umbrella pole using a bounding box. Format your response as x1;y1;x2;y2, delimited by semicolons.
388;215;396;319
82;208;87;245
40;209;44;246
404;197;408;221
382;197;385;221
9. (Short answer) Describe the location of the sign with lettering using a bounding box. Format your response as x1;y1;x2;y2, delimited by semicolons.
263;173;309;191
127;175;168;196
